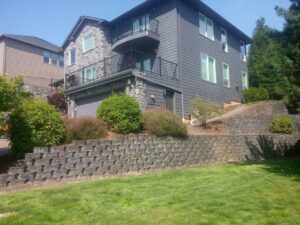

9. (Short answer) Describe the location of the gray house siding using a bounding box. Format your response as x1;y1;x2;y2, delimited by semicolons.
178;0;247;117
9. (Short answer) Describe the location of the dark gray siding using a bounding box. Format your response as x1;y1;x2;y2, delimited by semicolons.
178;0;247;117
75;95;107;117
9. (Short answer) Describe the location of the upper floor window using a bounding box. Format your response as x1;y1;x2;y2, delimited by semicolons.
199;13;214;41
135;58;151;72
201;53;216;83
240;41;247;62
82;66;96;83
83;34;95;53
133;14;150;33
223;63;230;88
69;49;76;65
51;54;58;65
221;28;228;52
242;71;249;89
43;51;50;64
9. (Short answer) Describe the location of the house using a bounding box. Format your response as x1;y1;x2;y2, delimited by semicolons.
0;34;64;97
63;0;251;119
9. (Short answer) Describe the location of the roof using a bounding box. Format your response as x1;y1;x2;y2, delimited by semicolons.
0;34;62;53
62;16;109;49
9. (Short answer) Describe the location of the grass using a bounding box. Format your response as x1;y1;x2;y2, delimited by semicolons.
0;159;300;225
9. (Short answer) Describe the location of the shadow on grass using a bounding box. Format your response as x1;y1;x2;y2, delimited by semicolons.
242;136;300;181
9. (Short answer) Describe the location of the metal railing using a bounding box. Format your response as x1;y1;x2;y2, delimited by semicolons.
65;50;177;89
112;18;159;44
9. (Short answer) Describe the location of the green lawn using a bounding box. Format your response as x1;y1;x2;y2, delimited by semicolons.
0;159;300;225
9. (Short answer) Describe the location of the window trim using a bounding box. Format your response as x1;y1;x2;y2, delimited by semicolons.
221;28;228;53
240;41;247;62
82;34;95;53
68;49;75;66
199;13;215;41
242;71;249;89
43;51;50;64
222;63;230;88
201;53;216;84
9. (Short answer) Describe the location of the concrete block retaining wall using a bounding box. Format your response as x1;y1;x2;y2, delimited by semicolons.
0;134;299;187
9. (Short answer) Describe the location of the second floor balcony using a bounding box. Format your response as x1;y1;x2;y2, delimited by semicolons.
111;15;160;52
65;50;177;90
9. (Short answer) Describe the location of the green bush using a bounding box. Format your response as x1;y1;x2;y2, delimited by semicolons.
96;94;142;134
269;115;294;134
143;109;187;138
64;117;107;143
8;99;65;158
243;87;269;103
190;97;223;127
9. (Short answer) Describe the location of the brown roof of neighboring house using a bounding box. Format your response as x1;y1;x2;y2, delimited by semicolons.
0;34;62;53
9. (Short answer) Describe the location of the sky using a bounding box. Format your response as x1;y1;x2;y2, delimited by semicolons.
0;0;291;46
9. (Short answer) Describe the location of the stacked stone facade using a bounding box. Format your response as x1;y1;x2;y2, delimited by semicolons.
0;134;298;187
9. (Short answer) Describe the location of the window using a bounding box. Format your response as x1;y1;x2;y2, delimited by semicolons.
133;14;150;33
223;63;230;88
201;53;216;83
69;49;76;65
240;41;247;62
221;28;228;52
82;66;96;83
135;58;151;72
242;72;248;89
83;34;95;53
199;13;214;41
43;51;50;64
51;53;58;65
59;56;64;68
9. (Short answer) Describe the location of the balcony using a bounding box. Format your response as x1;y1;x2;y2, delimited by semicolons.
65;50;177;90
111;18;160;53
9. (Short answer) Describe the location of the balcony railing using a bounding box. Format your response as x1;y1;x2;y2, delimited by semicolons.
112;18;159;44
65;50;177;89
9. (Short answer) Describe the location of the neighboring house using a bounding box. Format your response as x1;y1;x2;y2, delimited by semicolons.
0;34;64;97
63;0;251;119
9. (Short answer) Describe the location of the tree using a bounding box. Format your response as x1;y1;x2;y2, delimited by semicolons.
248;18;291;100
0;75;28;112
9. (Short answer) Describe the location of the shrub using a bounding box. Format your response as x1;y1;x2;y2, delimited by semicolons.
269;115;294;134
143;109;187;138
96;94;142;134
64;117;107;143
8;99;65;158
48;91;67;113
190;97;223;127
243;87;269;103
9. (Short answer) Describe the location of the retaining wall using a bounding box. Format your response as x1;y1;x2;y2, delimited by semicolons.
0;134;299;187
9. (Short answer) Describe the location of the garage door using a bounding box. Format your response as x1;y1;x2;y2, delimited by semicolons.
75;94;109;117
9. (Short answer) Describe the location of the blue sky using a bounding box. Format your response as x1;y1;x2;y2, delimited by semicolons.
0;0;291;46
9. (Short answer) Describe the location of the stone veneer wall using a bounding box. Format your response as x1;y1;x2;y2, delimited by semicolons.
0;134;299;187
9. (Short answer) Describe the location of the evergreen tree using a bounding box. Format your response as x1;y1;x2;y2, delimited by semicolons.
248;18;291;100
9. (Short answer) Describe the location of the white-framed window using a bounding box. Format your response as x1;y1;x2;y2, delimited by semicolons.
69;49;76;65
199;13;214;41
242;71;249;89
82;66;96;83
51;53;58;65
201;53;216;83
43;51;50;64
83;34;95;53
133;14;150;33
240;41;247;62
221;28;228;52
222;63;230;88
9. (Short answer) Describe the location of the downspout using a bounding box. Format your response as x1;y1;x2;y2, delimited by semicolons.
176;0;185;120
1;38;7;74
